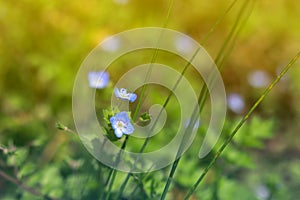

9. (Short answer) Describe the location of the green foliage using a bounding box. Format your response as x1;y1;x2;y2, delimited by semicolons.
233;116;274;149
223;147;255;169
218;178;258;200
7;148;28;167
64;174;98;200
102;107;120;141
56;122;68;131
175;156;202;187
221;116;274;169
1;0;300;199
17;162;36;179
139;112;152;122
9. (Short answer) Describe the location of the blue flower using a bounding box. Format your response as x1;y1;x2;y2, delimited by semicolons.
88;71;109;89
114;88;137;102
110;111;134;138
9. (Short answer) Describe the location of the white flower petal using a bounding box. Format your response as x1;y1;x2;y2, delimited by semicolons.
115;129;123;138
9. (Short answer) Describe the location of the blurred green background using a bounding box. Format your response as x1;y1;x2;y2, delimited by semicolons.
1;0;300;199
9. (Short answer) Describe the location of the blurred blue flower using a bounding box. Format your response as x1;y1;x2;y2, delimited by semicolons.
110;111;134;138
227;93;245;114
114;88;137;102
88;71;109;89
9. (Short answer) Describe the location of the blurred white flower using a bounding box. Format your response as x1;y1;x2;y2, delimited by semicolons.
255;184;270;200
175;35;194;54
247;70;271;88
113;0;129;5
101;37;120;52
227;93;245;114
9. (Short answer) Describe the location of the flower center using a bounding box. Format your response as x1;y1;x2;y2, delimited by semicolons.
120;92;129;98
117;121;125;129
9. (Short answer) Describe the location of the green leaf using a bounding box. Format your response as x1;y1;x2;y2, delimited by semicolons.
218;178;258;200
39;166;64;198
233;116;274;149
223;147;255;169
139;112;151;122
105;129;120;141
175;156;201;187
7;148;28;167
17;162;36;179
103;107;119;124
143;172;164;198
65;174;97;200
56;122;68;131
31;135;47;147
20;191;41;200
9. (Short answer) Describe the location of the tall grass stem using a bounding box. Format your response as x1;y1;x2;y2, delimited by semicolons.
184;51;300;199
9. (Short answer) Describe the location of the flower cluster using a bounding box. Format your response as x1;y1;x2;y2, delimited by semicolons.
110;88;137;137
88;71;137;138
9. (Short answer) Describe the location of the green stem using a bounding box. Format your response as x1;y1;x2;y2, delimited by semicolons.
0;169;59;200
117;45;200;200
104;135;129;200
198;0;254;113
160;157;180;200
116;0;245;199
214;0;250;66
160;1;252;199
105;1;174;199
200;0;238;45
105;170;117;200
184;51;300;199
116;0;241;197
132;0;174;121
